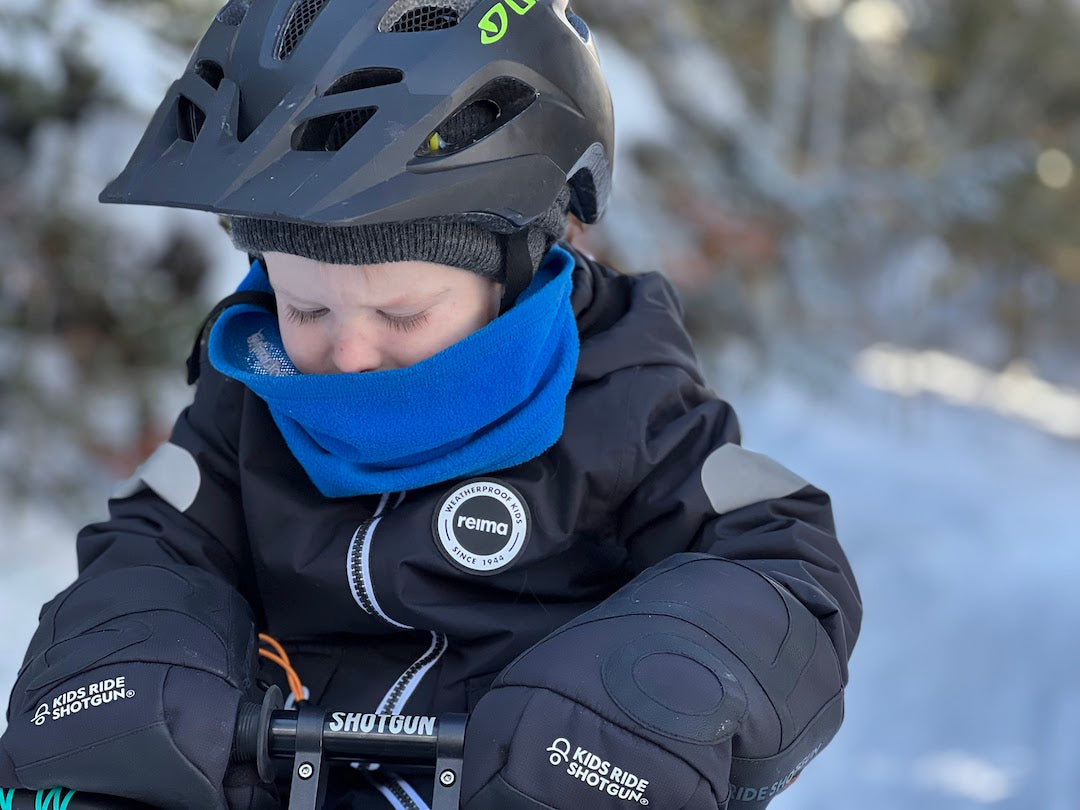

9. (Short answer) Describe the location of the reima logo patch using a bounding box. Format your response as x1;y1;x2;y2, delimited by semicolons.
434;479;530;575
545;738;652;805
457;515;509;535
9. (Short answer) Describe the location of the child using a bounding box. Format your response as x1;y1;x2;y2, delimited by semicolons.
0;1;861;808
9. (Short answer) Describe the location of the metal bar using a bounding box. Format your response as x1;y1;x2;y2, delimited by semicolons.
286;705;329;810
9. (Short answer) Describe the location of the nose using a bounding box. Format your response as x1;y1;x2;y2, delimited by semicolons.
332;325;383;374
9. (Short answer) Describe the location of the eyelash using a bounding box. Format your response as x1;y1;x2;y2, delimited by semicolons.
284;306;328;325
381;311;430;333
283;306;429;333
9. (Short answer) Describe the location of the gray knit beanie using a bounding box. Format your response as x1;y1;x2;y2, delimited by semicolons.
227;186;572;283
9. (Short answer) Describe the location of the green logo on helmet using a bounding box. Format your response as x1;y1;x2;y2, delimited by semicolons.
479;0;537;45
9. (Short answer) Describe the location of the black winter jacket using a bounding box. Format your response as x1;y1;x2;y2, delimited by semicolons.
8;246;861;808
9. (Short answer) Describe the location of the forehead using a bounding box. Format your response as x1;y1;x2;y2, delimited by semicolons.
263;252;478;290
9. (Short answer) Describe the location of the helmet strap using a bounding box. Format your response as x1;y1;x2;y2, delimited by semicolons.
499;229;533;315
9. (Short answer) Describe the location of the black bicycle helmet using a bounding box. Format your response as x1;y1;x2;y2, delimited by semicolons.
99;0;614;233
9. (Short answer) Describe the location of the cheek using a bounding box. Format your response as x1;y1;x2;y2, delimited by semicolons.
431;301;496;354
277;319;326;373
387;331;451;367
386;310;487;367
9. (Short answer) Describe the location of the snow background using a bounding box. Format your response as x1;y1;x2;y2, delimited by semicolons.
2;0;1079;806
736;376;1080;809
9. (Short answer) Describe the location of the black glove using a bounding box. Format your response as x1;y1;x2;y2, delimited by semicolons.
224;762;280;810
460;554;846;809
1;564;266;810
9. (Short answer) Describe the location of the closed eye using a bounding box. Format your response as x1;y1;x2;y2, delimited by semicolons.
284;305;329;325
379;311;430;332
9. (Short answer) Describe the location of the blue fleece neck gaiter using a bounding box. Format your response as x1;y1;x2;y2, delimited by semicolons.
207;245;579;497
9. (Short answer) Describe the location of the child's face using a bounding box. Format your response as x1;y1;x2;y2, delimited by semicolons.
263;252;503;374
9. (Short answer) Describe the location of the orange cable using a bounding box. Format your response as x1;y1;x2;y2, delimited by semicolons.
258;633;305;705
258;650;303;700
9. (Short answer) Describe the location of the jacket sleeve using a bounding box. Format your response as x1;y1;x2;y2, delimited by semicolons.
0;363;264;806
5;358;261;721
74;360;260;607
608;362;862;805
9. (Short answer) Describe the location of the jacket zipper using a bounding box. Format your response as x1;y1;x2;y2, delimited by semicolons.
379;631;448;715
347;492;410;629
368;769;426;810
345;492;447;810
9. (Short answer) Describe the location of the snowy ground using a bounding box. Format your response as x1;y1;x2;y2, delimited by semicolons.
729;375;1080;810
2;371;1078;809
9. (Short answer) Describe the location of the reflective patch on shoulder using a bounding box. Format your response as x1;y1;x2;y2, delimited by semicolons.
111;442;201;513
701;443;809;515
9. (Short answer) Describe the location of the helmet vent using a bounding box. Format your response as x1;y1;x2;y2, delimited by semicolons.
177;96;207;143
378;0;482;33
276;0;332;60
215;0;253;26
325;68;404;96
195;60;225;90
417;77;537;157
565;7;590;42
389;6;458;32
293;107;378;151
